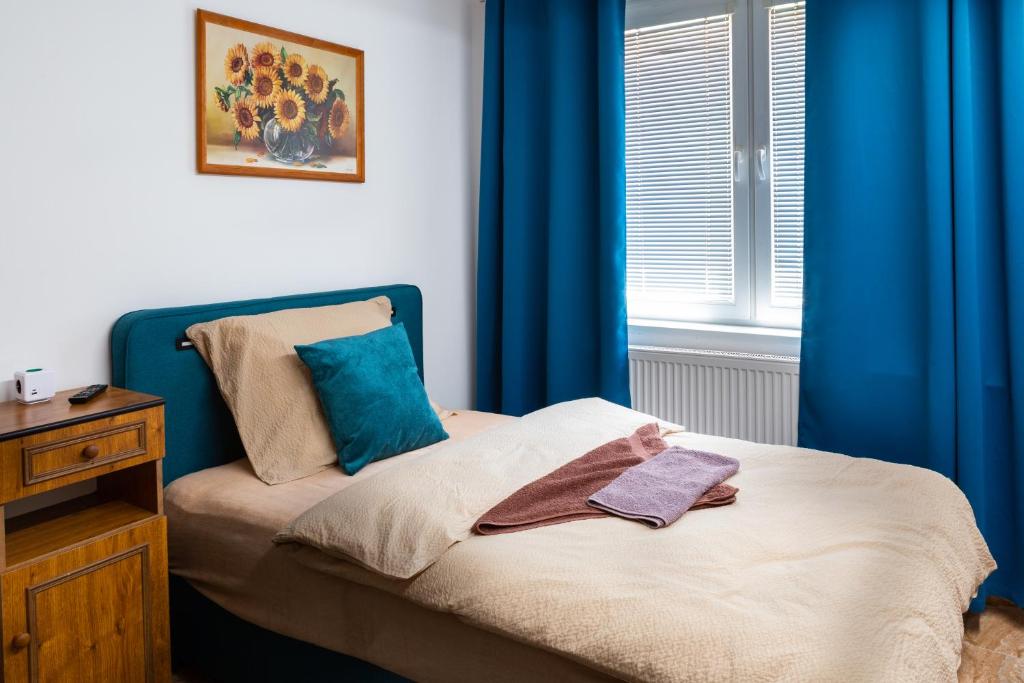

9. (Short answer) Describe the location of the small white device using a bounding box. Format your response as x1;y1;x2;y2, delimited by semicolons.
14;368;57;404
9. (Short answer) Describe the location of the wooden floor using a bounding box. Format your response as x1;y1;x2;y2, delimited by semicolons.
173;601;1024;682
960;600;1024;681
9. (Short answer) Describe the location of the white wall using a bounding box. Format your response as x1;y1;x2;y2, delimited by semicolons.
0;0;485;408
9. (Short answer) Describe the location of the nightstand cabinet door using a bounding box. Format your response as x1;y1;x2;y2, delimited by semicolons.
1;518;169;683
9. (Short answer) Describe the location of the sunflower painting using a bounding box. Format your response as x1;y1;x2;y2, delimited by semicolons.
197;10;364;182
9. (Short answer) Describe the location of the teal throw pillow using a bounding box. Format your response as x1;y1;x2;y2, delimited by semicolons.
295;323;448;475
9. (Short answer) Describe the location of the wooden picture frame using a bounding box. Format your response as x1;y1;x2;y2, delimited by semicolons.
196;9;365;183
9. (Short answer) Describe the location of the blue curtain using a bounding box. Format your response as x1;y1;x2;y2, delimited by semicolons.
800;0;1024;608
476;0;630;416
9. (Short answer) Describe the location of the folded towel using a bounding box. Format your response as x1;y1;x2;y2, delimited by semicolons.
587;446;740;528
691;482;738;509
474;425;738;535
473;423;667;535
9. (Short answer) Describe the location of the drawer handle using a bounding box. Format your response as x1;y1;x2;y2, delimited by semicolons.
81;444;100;460
11;633;30;650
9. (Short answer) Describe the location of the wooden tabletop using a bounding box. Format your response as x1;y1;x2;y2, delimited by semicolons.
0;387;164;442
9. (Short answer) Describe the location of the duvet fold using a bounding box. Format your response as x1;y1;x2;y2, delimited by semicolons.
276;398;671;578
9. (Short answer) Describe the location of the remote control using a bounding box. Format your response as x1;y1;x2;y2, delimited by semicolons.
68;384;109;404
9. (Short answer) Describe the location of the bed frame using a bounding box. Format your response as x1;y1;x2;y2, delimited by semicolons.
110;284;422;681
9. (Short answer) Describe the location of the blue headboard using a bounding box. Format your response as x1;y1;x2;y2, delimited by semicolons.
110;284;423;484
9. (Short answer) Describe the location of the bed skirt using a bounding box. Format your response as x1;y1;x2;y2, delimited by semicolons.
169;575;407;682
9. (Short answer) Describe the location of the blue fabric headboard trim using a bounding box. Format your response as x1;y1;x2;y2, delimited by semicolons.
110;284;423;484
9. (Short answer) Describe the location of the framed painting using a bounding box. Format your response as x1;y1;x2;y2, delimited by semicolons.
196;9;365;182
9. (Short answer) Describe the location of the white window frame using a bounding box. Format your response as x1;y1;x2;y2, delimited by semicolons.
626;0;804;336
752;0;803;328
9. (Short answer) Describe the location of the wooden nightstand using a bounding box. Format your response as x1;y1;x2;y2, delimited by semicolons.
0;387;170;682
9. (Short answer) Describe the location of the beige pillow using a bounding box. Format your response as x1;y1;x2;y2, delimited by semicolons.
187;296;393;484
429;399;457;421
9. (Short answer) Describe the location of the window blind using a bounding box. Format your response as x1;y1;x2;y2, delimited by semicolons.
768;2;805;308
625;14;735;306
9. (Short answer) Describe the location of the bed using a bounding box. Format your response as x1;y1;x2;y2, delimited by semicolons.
111;284;995;682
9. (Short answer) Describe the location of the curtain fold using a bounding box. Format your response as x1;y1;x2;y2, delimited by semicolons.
800;0;1024;608
476;0;631;416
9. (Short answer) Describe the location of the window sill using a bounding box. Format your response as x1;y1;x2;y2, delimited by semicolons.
628;318;801;358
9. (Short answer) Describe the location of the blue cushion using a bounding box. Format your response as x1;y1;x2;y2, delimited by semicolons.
295;323;447;475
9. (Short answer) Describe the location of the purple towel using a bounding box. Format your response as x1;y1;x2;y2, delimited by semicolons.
587;446;739;528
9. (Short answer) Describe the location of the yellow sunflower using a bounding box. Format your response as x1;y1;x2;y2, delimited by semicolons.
249;67;281;108
328;98;351;139
274;90;306;132
250;41;279;70
304;65;329;104
231;98;261;141
213;88;230;112
223;43;249;85
282;53;307;87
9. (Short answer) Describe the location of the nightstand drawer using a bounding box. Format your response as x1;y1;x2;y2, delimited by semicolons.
0;406;164;504
23;419;149;485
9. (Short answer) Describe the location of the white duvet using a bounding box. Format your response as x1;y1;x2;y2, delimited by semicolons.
277;399;995;682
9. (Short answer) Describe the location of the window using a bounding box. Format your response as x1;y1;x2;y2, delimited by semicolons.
626;0;806;328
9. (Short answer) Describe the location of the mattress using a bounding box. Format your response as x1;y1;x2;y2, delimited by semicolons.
164;410;615;683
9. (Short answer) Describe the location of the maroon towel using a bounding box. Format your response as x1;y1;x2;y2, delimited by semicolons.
473;424;737;535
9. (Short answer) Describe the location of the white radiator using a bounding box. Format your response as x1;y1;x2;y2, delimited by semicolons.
629;346;800;446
